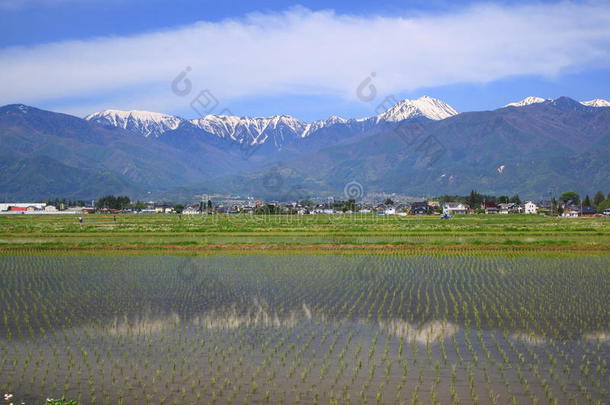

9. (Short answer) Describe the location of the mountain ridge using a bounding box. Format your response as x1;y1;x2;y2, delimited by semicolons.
1;96;609;200
85;96;459;147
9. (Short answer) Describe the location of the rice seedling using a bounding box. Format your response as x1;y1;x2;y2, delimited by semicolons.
0;252;607;403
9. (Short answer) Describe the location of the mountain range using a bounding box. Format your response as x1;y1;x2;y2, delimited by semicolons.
1;96;609;201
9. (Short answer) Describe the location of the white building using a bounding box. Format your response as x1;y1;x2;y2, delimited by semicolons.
384;207;396;215
442;202;469;215
524;201;538;214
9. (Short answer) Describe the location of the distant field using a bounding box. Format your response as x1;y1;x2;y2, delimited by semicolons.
0;213;608;251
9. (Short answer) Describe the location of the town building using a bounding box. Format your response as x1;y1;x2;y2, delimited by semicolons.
524;201;538;214
442;202;469;215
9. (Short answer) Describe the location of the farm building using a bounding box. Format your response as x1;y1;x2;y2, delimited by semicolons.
0;203;46;212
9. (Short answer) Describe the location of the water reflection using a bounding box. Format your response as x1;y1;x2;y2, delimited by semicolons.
510;332;548;346
583;331;610;342
191;300;311;329
106;311;181;336
380;319;459;343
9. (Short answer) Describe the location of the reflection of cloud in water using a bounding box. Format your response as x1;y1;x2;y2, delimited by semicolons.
107;312;181;336
379;320;459;343
510;332;548;346
583;331;610;342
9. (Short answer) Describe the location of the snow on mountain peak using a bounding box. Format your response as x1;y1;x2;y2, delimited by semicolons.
300;115;349;138
86;97;458;146
504;97;550;108
581;99;610;107
85;109;182;137
190;114;306;144
375;96;458;122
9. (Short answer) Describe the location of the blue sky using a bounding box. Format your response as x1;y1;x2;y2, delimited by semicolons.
1;0;609;121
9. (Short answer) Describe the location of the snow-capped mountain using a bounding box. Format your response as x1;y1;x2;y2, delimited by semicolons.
85;96;458;148
85;109;182;138
581;99;610;107
505;96;610;108
300;116;349;138
505;97;550;108
375;96;458;122
190;114;307;146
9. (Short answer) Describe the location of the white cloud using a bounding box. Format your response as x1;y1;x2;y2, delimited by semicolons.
1;2;610;115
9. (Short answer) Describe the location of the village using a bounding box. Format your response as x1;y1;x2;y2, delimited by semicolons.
1;191;609;217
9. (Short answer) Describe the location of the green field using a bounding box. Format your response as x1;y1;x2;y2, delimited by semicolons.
1;214;609;404
0;213;609;251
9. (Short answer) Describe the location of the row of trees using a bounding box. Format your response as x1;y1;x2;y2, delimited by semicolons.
558;191;608;207
44;198;87;208
437;191;522;207
95;195;131;210
437;190;610;213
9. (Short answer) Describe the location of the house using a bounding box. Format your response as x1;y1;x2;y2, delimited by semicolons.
581;206;597;217
603;208;610;216
497;203;522;214
562;206;580;217
524;201;538;214
409;202;431;215
384;206;396;215
481;202;498;214
442;202;469;216
138;209;157;214
182;206;200;215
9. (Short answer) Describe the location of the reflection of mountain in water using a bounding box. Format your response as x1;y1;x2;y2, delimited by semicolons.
107;312;181;336
101;299;461;347
510;332;548;346
192;300;315;329
583;331;610;342
380;319;459;343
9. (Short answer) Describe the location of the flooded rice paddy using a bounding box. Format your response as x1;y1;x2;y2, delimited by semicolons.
0;254;608;404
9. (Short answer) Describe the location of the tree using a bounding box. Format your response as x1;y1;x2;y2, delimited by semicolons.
551;197;558;214
96;195;130;210
597;198;610;213
384;198;394;206
342;199;356;212
255;204;280;215
559;191;580;205
173;204;184;213
593;191;605;207
207;200;213;210
583;195;591;207
467;190;484;208
509;194;521;204
497;195;509;204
